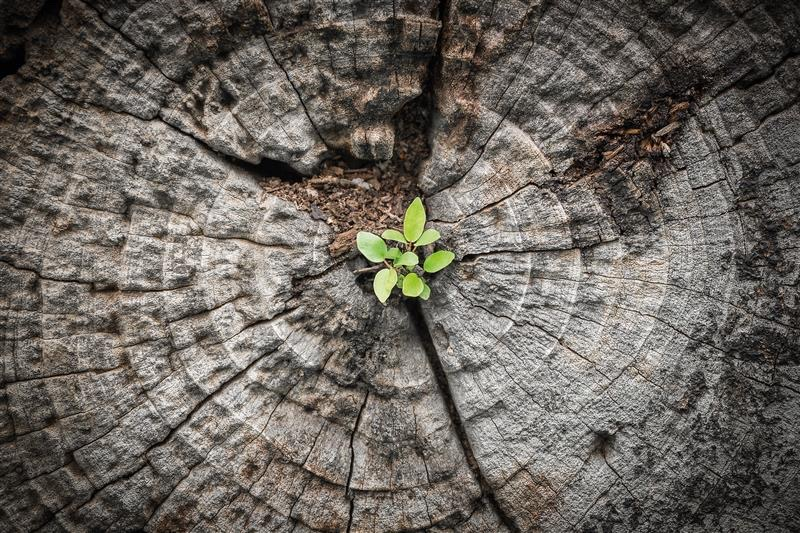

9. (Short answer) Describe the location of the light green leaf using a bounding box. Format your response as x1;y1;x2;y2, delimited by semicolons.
394;251;419;268
423;250;455;273
373;268;397;304
420;282;431;301
381;229;407;244
396;274;404;288
402;272;424;297
357;232;387;263
403;197;426;243
414;228;440;247
385;247;402;261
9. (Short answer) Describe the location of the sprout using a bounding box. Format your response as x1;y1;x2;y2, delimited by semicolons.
356;197;454;304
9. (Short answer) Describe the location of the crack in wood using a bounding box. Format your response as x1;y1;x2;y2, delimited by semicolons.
405;299;521;532
345;390;369;533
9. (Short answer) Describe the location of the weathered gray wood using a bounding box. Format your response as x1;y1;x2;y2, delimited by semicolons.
422;1;800;531
1;0;799;532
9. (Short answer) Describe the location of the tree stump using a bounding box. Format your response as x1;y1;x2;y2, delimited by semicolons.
1;1;799;531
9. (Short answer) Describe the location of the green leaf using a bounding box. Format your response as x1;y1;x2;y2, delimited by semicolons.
402;272;424;297
373;268;397;304
394;251;419;268
396;274;404;288
385;247;402;261
420;282;431;301
403;197;426;243
381;229;407;244
357;232;387;263
423;250;455;273
414;228;440;247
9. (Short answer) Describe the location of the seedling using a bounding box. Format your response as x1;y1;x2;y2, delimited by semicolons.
356;197;455;304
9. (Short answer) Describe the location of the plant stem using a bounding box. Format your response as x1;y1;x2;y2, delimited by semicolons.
353;264;384;275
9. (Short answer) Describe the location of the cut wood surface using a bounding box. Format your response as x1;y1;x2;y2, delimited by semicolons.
1;1;799;531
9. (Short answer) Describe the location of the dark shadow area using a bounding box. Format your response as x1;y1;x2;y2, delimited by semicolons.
0;45;25;80
227;155;305;183
0;0;63;81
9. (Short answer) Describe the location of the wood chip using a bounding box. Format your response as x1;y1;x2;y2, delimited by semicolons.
602;145;625;160
669;101;690;114
653;122;681;138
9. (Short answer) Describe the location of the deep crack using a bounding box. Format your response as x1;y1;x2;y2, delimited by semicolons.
392;3;524;526
346;391;369;533
406;299;521;532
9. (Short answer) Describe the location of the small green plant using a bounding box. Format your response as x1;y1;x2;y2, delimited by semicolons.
356;197;455;304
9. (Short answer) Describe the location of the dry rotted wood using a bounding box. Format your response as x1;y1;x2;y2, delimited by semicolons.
1;1;799;532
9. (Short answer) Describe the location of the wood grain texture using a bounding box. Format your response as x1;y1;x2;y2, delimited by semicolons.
1;0;799;531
